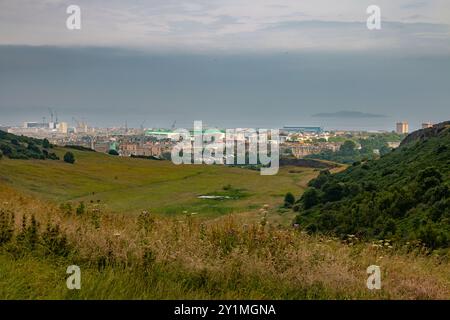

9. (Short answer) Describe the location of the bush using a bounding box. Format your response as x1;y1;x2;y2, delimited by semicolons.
16;215;39;251
60;203;73;215
76;202;85;215
42;139;51;149
63;152;75;164
302;188;320;210
0;144;12;156
322;182;345;202
41;222;71;257
108;149;119;156
308;170;330;189
284;192;295;208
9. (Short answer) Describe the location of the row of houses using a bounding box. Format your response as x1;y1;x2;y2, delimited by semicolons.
285;142;342;158
118;141;172;157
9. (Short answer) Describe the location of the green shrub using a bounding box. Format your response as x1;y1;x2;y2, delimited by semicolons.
64;152;75;164
76;202;85;215
283;192;295;208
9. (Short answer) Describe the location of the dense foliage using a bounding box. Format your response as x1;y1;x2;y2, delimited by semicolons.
0;130;58;160
63;152;76;164
295;123;450;250
306;133;403;164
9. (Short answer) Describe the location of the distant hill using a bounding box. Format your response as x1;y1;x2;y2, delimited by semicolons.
0;130;59;160
294;121;450;249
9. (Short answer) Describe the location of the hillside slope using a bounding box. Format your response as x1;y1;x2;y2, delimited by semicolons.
0;184;449;299
294;121;450;249
0;143;316;218
0;130;58;160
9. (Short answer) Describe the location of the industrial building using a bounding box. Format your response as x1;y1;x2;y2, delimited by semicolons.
282;126;323;134
396;122;409;134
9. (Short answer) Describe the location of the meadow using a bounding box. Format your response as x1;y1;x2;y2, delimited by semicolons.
0;147;317;220
0;150;449;299
0;182;448;299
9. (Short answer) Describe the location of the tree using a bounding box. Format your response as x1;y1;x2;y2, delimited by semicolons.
340;140;357;155
63;152;75;164
379;145;391;156
417;167;442;184
0;144;12;156
42;138;51;149
323;182;345;202
308;170;330;188
284;192;295;208
108;149;119;156
302;188;320;209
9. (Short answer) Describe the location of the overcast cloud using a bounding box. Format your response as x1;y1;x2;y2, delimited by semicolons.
0;1;449;130
0;0;449;52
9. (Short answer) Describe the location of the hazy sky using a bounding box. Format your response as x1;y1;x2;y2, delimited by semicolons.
0;0;449;130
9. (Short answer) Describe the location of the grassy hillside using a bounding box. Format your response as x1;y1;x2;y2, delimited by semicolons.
0;184;448;299
0;145;317;219
0;130;58;160
0;130;448;299
294;122;450;250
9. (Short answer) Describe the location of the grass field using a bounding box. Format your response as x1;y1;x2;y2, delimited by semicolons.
0;147;317;219
0;183;448;300
1;149;448;300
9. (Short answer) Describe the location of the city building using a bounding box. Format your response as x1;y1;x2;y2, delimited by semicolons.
145;129;177;140
282;126;323;134
23;122;49;129
422;122;433;129
58;122;68;134
387;141;401;149
396;122;409;134
289;142;340;158
93;141;111;153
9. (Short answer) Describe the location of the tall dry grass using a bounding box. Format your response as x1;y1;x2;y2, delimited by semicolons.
0;184;449;299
